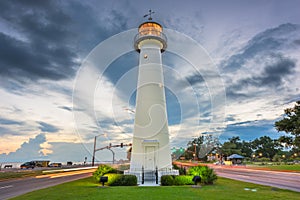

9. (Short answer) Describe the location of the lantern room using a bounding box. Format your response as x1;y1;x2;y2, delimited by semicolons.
138;22;163;36
134;21;167;52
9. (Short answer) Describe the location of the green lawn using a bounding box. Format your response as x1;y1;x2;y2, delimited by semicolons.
248;164;300;171
11;177;299;200
0;170;42;180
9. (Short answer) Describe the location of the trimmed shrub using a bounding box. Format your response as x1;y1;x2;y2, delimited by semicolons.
161;175;175;186
108;174;137;186
121;175;137;186
106;173;122;185
174;175;194;185
188;165;217;185
93;164;116;182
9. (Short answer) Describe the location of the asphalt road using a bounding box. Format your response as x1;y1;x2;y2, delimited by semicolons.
0;169;94;200
212;166;300;192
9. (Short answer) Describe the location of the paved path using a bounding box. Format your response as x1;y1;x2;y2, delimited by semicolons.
0;169;94;200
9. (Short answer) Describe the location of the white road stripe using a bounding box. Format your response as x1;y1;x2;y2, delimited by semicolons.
0;185;13;189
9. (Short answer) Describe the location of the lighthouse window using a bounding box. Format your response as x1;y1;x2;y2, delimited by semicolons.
139;22;162;36
144;54;148;59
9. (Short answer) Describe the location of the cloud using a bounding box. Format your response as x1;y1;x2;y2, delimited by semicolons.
58;106;72;112
185;73;205;85
38;122;60;133
0;117;23;125
47;142;90;163
222;23;300;100
0;1;79;84
220;119;282;142
260;57;295;87
0;116;24;136
222;23;300;72
0;0;132;90
228;55;296;97
0;133;49;162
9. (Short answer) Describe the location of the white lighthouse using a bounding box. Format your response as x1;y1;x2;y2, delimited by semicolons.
129;13;177;183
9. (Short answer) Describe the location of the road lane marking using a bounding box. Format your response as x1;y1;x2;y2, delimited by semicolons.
0;185;13;189
35;169;95;179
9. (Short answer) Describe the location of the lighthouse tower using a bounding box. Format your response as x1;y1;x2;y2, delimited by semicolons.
129;14;173;177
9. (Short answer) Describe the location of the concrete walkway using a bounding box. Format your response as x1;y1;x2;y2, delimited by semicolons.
139;181;160;186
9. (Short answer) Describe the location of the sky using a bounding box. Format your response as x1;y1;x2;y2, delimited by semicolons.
0;0;300;163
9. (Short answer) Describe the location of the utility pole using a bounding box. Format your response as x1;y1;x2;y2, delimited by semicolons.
92;136;96;166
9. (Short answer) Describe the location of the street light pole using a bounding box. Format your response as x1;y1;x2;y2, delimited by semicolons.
107;148;115;164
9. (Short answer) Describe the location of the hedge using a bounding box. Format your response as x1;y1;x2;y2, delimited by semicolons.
161;175;175;186
161;175;194;186
105;174;137;186
174;175;194;185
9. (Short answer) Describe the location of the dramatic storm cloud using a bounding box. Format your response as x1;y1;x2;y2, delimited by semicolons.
0;133;49;162
0;0;78;84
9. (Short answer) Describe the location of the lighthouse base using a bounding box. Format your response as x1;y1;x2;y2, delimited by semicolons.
125;168;179;185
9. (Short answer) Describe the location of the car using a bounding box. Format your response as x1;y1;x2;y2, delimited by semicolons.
48;163;62;167
20;161;36;169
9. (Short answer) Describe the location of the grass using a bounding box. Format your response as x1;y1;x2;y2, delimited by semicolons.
10;177;299;200
0;168;80;181
0;170;43;180
248;164;300;172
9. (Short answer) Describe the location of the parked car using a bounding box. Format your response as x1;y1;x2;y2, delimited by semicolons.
48;163;62;167
20;161;36;169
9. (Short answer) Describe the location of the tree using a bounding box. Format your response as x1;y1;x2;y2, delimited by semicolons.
251;136;280;161
220;138;242;156
275;101;300;152
185;134;220;160
219;137;254;158
240;140;253;158
185;136;204;160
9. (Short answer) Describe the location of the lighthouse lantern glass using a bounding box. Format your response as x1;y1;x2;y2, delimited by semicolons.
139;22;162;37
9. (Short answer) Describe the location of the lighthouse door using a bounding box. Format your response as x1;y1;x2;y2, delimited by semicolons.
145;146;155;170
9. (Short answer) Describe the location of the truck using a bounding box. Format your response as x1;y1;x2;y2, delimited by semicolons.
20;160;50;169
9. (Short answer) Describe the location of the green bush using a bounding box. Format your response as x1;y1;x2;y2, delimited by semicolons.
106;173;122;185
188;165;205;176
93;164;116;182
161;175;194;186
108;174;137;186
174;175;194;185
201;167;217;184
188;165;217;185
161;175;175;186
